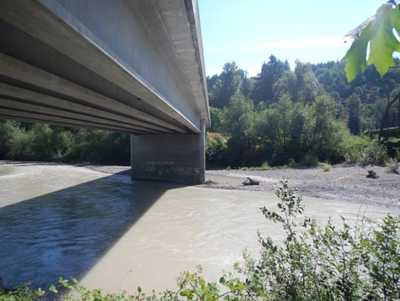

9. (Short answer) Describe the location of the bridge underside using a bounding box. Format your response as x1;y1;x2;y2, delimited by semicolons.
0;0;209;184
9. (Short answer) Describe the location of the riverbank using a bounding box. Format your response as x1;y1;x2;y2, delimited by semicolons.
0;162;398;294
205;165;400;209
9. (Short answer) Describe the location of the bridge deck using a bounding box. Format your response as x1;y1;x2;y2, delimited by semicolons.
0;0;209;135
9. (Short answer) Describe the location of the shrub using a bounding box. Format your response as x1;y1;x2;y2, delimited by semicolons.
386;158;399;174
343;136;389;166
342;135;373;164
358;141;388;166
0;121;19;159
7;128;34;161
206;132;228;167
259;161;270;170
300;153;319;167
319;162;332;172
2;181;399;301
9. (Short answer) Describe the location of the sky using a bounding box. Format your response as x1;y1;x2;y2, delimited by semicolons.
198;0;385;76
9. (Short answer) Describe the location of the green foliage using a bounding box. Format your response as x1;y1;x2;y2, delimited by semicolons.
209;107;224;132
251;55;290;103
343;135;388;166
347;94;361;134
205;50;400;168
0;121;18;158
319;162;332;172
0;121;130;164
206;132;228;167
343;135;374;164
358;140;389;166
2;181;399;301
222;94;255;138
344;3;400;81
65;129;130;164
208;62;245;108
7;126;34;161
213;93;353;167
386;158;400;174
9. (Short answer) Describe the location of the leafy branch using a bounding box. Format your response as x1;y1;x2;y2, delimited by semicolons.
344;2;400;81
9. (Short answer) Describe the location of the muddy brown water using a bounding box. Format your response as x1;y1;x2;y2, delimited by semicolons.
0;163;396;293
0;166;14;176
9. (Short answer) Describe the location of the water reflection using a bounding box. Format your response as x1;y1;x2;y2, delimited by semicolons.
0;171;170;288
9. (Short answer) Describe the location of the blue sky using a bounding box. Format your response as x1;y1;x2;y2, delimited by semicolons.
199;0;385;76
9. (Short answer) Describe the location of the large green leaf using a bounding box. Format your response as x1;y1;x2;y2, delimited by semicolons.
344;4;400;81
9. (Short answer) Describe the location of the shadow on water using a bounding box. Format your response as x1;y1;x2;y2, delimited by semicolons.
0;170;178;289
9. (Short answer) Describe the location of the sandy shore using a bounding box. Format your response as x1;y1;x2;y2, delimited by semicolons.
205;165;400;209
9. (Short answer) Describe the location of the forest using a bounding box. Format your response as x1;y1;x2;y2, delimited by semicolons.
206;56;400;167
0;55;399;167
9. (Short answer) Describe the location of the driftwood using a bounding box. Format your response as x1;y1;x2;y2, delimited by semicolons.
242;177;260;186
366;170;379;179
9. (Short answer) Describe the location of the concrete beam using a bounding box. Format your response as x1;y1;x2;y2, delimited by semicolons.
0;98;162;134
0;0;204;132
0;54;187;134
0;83;172;133
0;108;145;135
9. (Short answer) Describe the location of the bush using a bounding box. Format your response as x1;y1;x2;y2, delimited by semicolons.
358;141;388;166
0;121;19;159
342;135;372;164
300;153;319;167
343;136;389;166
386;158;400;174
206;132;228;167
319;162;332;172
2;181;399;301
65;130;130;164
7;127;34;161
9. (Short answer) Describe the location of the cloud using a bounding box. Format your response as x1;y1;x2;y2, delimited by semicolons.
259;35;347;50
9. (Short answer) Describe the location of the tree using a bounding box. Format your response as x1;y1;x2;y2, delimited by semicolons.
240;75;254;97
209;107;223;132
0;121;17;159
208;62;244;108
347;94;361;134
222;93;254;137
273;70;297;101
251;55;290;104
294;61;323;103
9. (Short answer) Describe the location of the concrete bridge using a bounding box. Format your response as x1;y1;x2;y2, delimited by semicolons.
0;0;209;184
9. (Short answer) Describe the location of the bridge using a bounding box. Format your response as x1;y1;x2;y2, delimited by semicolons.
0;0;209;184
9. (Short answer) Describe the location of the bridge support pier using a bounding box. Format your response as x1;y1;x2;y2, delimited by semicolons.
130;120;206;185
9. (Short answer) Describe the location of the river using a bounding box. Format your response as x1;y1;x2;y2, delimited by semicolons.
0;162;395;293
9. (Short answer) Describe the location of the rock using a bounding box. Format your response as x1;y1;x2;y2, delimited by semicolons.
242;177;260;186
366;170;379;179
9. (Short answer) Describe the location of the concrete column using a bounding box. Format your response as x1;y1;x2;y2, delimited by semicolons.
130;119;206;185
